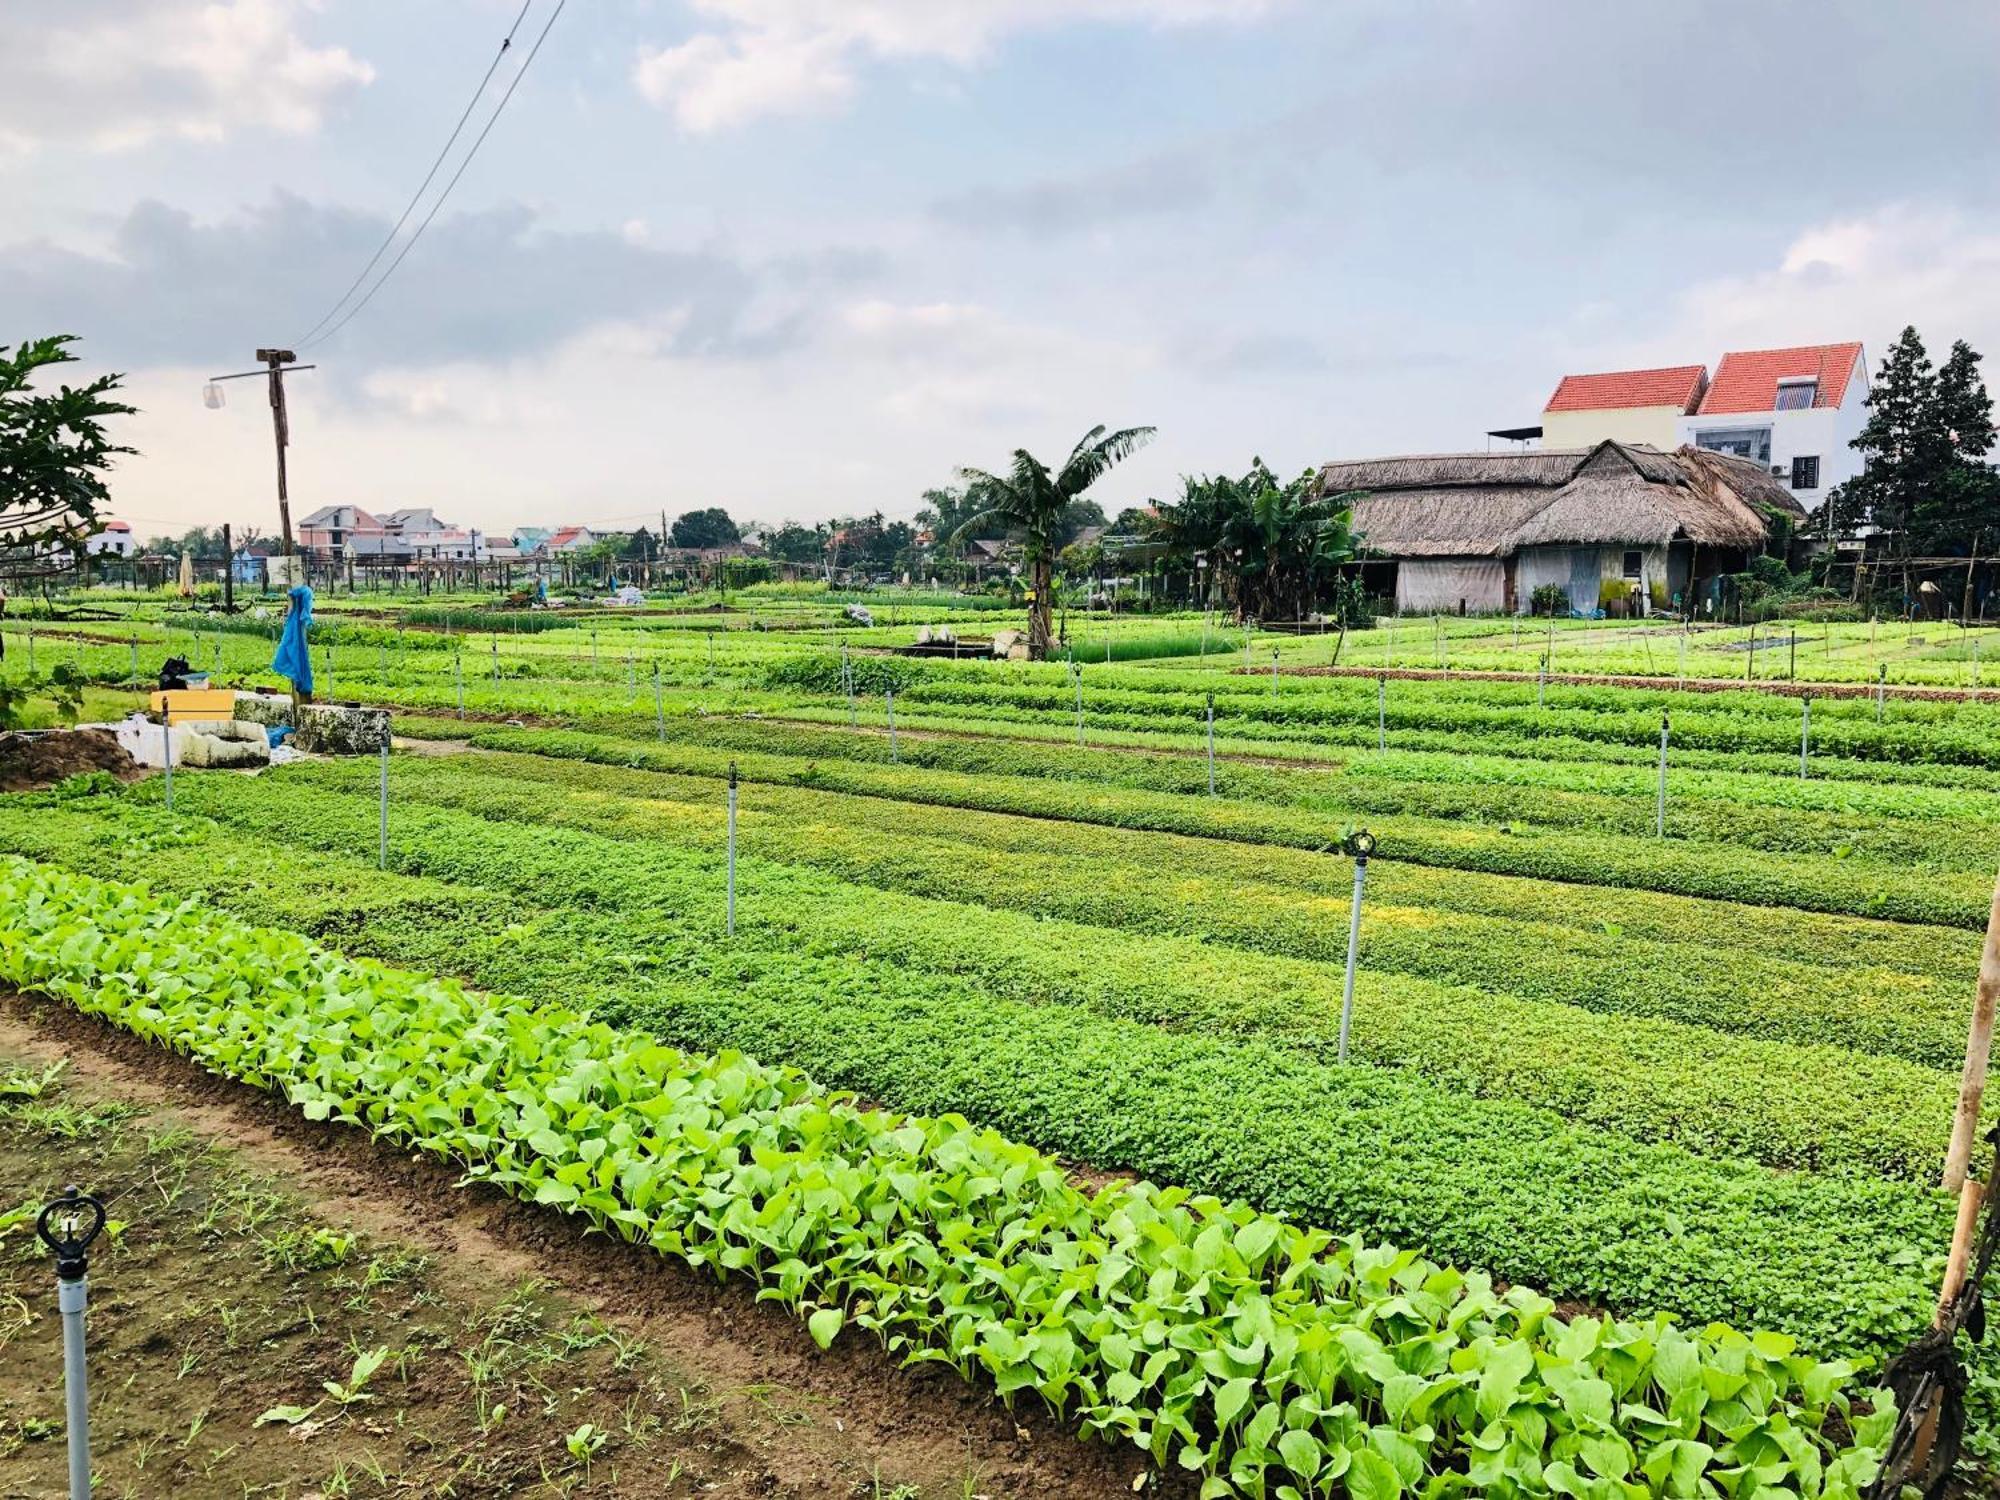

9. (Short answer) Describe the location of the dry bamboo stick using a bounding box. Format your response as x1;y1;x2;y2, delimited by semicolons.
1937;1177;1986;1324
1941;867;2000;1194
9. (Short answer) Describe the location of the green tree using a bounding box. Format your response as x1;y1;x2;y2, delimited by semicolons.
669;507;741;550
1822;327;1947;548
1;335;134;567
1150;459;1362;621
1916;340;2000;557
763;521;826;565
622;525;657;562
952;424;1154;659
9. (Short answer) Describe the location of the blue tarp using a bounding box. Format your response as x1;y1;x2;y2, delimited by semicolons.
271;584;314;695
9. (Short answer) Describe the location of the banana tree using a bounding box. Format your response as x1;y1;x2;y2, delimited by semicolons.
1150;459;1363;622
952;424;1154;659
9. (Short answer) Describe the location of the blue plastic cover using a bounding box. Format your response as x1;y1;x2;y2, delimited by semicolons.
271;584;314;695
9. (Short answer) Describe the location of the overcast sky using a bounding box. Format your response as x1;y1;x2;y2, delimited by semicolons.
5;0;1997;538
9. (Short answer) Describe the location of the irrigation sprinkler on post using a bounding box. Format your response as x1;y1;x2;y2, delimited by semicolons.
1271;646;1280;700
1378;674;1387;751
490;635;499;685
26;625;34;674
1789;629;1797;681
1800;694;1812;780
1877;662;1887;722
1205;691;1216;795
326;641;336;700
726;760;738;938
591;630;598;668
35;1185;106;1500
454;650;465;719
1537;658;1547;710
1656;711;1670;837
1336;829;1376;1064
161;720;174;811
886;687;899;762
378;739;389;870
1070;661;1084;746
128;638;138;685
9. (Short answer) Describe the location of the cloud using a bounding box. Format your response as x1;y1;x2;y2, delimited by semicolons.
832;297;1149;426
1672;205;2000;369
0;0;373;156
0;194;877;373
635;0;1278;131
932;147;1219;236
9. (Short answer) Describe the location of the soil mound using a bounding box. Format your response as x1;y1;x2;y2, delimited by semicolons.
0;727;141;792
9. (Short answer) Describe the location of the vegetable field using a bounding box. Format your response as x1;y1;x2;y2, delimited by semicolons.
4;586;1997;1497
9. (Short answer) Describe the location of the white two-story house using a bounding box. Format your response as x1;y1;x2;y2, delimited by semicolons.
1676;342;1868;513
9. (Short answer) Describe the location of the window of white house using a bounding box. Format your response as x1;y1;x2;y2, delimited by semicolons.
1790;455;1820;490
1622;550;1643;580
1773;379;1818;411
1694;427;1772;464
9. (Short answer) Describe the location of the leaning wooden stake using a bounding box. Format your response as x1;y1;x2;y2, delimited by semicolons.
1941;866;2000;1194
1937;1176;1986;1323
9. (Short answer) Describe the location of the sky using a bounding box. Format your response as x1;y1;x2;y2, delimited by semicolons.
4;0;1998;541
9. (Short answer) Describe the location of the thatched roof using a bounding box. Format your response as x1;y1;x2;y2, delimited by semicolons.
1318;440;1803;558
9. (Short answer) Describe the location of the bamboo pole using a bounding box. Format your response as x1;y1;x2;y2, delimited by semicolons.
1940;867;2000;1194
1937;1176;1985;1323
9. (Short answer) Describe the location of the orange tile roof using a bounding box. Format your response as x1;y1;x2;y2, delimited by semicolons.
1697;343;1863;414
1544;365;1708;414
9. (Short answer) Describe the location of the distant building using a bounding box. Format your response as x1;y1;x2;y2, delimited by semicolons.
545;526;598;554
1323;439;1803;617
84;519;133;560
297;505;387;558
1678;342;1868;510
231;546;270;587
1542;366;1709;451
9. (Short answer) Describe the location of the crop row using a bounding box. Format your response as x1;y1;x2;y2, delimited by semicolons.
0;788;1962;1365
455;708;2000;874
0;855;1902;1499
252;750;1981;1094
439;724;1995;929
373;728;1985;983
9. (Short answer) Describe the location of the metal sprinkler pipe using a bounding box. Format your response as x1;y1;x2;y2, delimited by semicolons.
36;1185;106;1500
1336;829;1376;1063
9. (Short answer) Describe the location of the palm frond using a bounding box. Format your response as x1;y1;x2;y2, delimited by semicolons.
1058;425;1156;495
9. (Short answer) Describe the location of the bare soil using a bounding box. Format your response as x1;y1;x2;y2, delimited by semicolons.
0;995;1165;1499
0;730;141;794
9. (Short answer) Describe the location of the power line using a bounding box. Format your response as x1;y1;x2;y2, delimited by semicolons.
300;0;567;351
295;1;535;348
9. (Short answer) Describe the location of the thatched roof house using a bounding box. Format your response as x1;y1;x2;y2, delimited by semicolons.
1316;439;1803;616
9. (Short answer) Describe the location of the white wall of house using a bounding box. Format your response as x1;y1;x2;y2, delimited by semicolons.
1677;361;1868;510
86;525;133;559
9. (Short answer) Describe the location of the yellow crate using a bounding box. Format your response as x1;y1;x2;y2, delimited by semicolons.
148;689;239;726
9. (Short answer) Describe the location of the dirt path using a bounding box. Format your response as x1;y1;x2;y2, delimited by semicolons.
0;995;1166;1499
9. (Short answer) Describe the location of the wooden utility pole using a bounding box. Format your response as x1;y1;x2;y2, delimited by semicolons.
206;349;313;580
260;348;297;558
1941;868;2000;1195
222;523;235;613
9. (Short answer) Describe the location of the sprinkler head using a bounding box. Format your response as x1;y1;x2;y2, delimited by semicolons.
1344;829;1377;860
35;1185;106;1282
